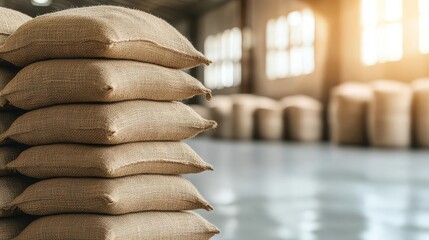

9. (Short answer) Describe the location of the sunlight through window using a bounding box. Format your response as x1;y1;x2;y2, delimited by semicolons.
204;28;242;89
266;10;315;80
419;0;429;54
361;0;403;65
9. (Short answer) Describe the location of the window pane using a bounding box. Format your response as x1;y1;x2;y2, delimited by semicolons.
302;46;315;74
384;0;402;22
222;30;231;60
290;47;303;76
214;34;222;62
420;0;429;14
266;19;276;49
302;10;315;45
222;61;234;88
231;27;242;61
266;50;276;80
361;0;378;27
277;50;289;78
233;62;242;86
275;16;289;50
204;36;214;60
215;63;222;89
378;23;402;62
362;28;378;65
419;15;429;53
204;65;213;89
289;11;303;46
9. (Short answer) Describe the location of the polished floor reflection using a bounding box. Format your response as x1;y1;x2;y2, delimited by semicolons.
185;139;429;240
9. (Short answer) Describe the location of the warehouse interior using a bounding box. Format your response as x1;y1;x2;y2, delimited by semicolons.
2;0;429;239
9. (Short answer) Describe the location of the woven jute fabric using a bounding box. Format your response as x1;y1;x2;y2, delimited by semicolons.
412;78;429;147
0;67;17;109
15;211;219;240
0;7;31;45
9;174;212;215
0;216;34;240
1;59;211;110
0;6;210;68
329;82;372;145
0;112;18;145
368;80;412;148
0;176;33;217
281;95;322;142
0;146;26;176
0;100;217;145
8;142;213;178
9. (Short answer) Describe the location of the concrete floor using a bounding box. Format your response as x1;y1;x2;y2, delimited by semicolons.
185;138;429;240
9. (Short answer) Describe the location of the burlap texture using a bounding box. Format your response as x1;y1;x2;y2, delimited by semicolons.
0;216;34;240
0;146;26;176
329;82;372;145
254;104;283;140
0;176;33;217
0;7;32;45
0;6;210;68
207;96;233;139
368;80;412;147
0;100;217;145
9;174;212;215
1;59;211;110
412;78;429;147
8;142;213;178
0;112;18;145
0;67;17;108
15;211;219;240
281;95;322;142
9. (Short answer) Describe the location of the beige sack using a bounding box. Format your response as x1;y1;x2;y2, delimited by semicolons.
281;95;322;142
329;82;372;145
0;6;209;68
0;146;25;176
231;94;277;140
15;211;219;240
254;103;283;140
208;96;234;139
9;174;212;216
1;59;211;110
368;80;412;148
0;176;33;217
0;112;19;145
412;78;429;147
0;7;32;45
8;142;213;178
0;216;34;240
1;100;216;145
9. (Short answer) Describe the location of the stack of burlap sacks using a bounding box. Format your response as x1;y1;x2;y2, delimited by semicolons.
208;94;323;141
0;7;35;240
0;6;219;239
330;79;429;148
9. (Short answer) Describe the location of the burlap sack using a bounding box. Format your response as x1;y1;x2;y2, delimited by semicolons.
15;211;219;240
0;146;25;176
0;216;34;240
368;80;412;147
208;96;233;139
0;6;210;69
329;82;372;145
281;95;322;142
0;112;18;145
8;142;213;178
1;59;211;110
0;100;217;145
0;67;18;109
0;176;33;217
231;94;278;140
412;78;429;147
8;174;212;215
254;103;283;140
0;7;31;45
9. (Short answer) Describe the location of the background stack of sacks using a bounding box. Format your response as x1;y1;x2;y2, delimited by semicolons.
0;6;219;240
0;7;35;240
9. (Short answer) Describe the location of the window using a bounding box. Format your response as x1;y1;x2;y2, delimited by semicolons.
266;10;315;80
361;0;403;65
419;0;429;53
204;28;242;89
